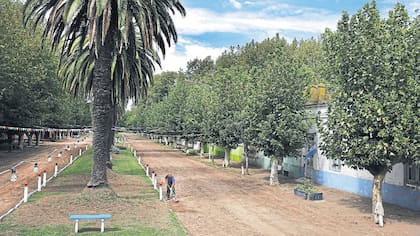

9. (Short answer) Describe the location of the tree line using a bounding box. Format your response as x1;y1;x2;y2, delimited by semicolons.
123;35;324;184
0;0;91;128
122;1;419;220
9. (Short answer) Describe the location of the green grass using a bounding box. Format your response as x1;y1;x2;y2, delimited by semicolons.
28;191;65;202
59;148;93;177
0;223;182;236
112;148;144;176
0;223;70;236
0;146;186;236
113;147;151;184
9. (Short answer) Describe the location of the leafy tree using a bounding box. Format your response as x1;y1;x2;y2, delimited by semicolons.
0;0;90;128
254;39;309;185
321;1;419;220
24;0;185;187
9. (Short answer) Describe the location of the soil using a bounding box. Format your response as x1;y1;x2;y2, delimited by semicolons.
125;133;420;236
0;136;91;218
0;133;419;236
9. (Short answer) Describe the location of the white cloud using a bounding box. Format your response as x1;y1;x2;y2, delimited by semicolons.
157;38;226;72
173;7;340;36
229;0;242;9
159;4;341;72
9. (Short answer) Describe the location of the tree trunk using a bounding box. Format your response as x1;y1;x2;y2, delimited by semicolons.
88;26;114;188
243;142;249;175
372;169;387;222
27;133;33;146
106;104;115;163
200;140;204;158
211;144;215;164
270;158;279;185
18;132;24;150
35;132;40;146
7;132;13;152
224;147;231;167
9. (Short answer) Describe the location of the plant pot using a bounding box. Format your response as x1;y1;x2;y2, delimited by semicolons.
305;192;323;201
294;188;306;197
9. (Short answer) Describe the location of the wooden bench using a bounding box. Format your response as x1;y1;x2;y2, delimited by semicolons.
69;214;112;233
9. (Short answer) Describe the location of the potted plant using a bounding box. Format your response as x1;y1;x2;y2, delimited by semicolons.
294;179;323;201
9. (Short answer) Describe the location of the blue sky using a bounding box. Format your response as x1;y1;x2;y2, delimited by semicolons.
158;0;419;72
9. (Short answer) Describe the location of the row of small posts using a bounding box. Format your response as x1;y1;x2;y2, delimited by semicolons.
0;140;90;221
22;145;89;203
126;141;163;201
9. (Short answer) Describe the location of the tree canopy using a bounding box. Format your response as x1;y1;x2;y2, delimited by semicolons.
0;0;91;128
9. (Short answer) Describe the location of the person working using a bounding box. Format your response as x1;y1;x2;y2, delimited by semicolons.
165;173;176;201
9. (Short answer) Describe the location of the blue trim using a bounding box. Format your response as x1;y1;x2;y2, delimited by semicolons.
313;170;420;211
305;148;317;160
70;214;112;220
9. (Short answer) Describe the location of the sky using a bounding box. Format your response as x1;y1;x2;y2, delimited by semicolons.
157;0;419;72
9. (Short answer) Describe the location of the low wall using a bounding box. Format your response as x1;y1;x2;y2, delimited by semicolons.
313;170;420;211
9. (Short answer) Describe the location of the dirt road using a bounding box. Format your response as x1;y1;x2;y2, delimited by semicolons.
125;133;420;236
0;136;91;218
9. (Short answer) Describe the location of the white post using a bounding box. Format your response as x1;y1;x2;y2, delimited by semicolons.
48;155;51;162
153;177;157;190
23;184;28;203
151;173;155;185
100;219;105;232
241;165;245;175
85;145;88;151
34;163;38;173
70;155;73;164
146;165;149;176
208;153;211;162
138;156;141;165
159;184;163;200
10;169;17;182
37;175;42;192
79;149;82;156
54;163;58;177
42;171;47;187
134;150;136;157
75;220;79;233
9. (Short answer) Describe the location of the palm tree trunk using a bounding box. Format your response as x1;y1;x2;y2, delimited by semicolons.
88;33;114;188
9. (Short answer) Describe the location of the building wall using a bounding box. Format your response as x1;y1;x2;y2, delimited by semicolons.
309;104;420;210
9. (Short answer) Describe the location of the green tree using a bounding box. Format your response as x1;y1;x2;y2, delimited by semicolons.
0;0;91;128
321;1;419;221
24;0;185;187
254;40;309;185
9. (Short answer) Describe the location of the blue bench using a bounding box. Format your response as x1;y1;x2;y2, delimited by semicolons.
69;214;112;233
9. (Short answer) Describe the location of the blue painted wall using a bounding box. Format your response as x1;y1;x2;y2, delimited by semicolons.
313;170;420;211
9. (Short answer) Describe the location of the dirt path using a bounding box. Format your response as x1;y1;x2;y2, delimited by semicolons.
0;136;91;217
125;133;420;236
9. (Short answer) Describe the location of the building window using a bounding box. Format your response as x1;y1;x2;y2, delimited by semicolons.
329;159;342;172
405;164;420;188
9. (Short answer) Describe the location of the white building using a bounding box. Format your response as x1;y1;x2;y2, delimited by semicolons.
283;104;420;211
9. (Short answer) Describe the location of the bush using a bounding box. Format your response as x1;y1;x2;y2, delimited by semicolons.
186;149;198;156
296;179;319;194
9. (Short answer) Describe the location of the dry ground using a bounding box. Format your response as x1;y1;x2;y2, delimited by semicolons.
0;143;184;235
125;133;420;236
0;136;90;218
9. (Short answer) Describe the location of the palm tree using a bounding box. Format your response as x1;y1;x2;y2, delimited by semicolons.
24;0;185;187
